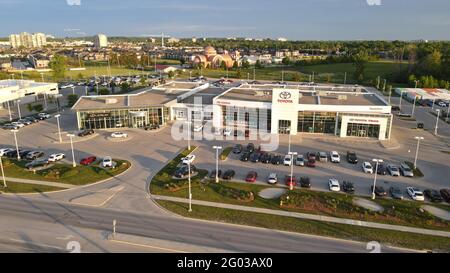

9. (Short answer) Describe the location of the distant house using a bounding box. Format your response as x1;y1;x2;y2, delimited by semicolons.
155;65;178;74
28;54;50;69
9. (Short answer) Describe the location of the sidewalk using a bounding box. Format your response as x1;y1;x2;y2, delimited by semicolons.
153;195;450;238
4;177;76;189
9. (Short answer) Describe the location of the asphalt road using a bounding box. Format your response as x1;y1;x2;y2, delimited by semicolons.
0;195;409;253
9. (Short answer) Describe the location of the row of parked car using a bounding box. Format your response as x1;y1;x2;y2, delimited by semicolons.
1;113;51;130
0;148;65;169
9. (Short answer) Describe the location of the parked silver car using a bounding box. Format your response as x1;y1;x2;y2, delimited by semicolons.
400;163;414;177
387;165;400;176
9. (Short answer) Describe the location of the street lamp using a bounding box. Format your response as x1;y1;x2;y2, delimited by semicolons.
6;100;12;121
434;109;441;135
0;155;7;188
187;161;192;212
413;136;424;169
398;90;405;112
371;159;383;200
11;129;20;161
289;152;297;191
55;114;62;143
286;127;292;154
71;86;75;95
185;121;191;150
17;99;22;119
213;146;222;183
67;133;76;168
411;96;417;117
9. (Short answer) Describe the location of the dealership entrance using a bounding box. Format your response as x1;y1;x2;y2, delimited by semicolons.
346;123;380;138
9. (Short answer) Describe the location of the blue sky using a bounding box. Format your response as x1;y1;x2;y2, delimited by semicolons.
0;0;449;40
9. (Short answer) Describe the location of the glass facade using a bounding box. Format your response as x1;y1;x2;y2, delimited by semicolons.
346;123;380;138
78;107;169;130
221;106;271;132
297;111;337;134
342;112;392;139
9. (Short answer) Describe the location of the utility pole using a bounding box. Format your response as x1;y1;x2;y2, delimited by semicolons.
213;146;222;183
67;134;76;168
413;136;424;169
371;159;383;200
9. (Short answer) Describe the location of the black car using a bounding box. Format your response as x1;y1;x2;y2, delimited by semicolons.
6;149;22;158
2;124;19;130
260;153;271;163
347;151;358;164
300;177;311;188
25;116;39;123
174;165;197;178
232;144;243;154
389;186;404;200
342;181;355;193
78;129;95;137
19;150;32;158
245;143;255;153
222;169;235;180
377;163;387;175
371;185;387;197
209;169;222;180
144;124;160;130
424;189;443;202
271;155;282;165
25;159;49;170
250;152;261;163
240;152;250;162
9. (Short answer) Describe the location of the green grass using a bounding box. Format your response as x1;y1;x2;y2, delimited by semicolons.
157;200;450;252
181;61;408;86
0;182;64;193
219;147;233;161
2;158;131;186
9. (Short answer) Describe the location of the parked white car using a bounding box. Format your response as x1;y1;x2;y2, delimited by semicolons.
110;132;128;138
102;156;113;168
37;113;51;119
362;162;373;174
181;155;196;165
48;153;65;162
330;151;340;163
406;187;425;201
0;148;13;156
11;122;25;128
283;154;292;166
267;173;278;184
328;179;340;192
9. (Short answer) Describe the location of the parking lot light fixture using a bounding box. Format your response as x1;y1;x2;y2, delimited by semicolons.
414;136;424;169
12;129;20;161
411;96;417;118
288;152;297;191
184;121;191;151
7;100;12;121
54;114;62;143
213;146;222;183
371;159;383;200
67;133;76;168
17;99;22;119
188;161;192;212
434;109;441;135
0;156;7;188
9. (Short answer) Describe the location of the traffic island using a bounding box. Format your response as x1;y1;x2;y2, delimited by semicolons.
1;158;131;192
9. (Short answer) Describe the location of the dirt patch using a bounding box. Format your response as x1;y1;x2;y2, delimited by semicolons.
353;198;384;212
422;205;450;221
259;188;287;199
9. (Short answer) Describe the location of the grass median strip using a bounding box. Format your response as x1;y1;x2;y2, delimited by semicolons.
157;200;450;252
2;158;131;186
0;182;64;193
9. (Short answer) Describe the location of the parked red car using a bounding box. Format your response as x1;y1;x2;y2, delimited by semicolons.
80;156;97;166
245;171;258;183
285;175;297;188
306;158;316;167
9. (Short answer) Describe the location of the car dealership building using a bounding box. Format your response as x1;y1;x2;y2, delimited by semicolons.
72;81;392;140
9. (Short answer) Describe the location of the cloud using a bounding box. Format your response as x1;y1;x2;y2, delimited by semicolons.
366;0;382;6
66;0;81;6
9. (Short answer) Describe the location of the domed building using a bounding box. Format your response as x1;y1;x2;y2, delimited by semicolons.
192;46;237;69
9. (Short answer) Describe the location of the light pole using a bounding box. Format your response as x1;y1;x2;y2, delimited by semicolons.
371;159;383;200
388;87;392;105
67;133;76;168
55;114;62;143
187;161;192;212
12;129;20;161
0;155;7;188
185;121;191;150
6;100;12;121
411;96;417;117
286;127;292;154
413;136;424;169
414;80;419;89
343;72;347;84
398;90;404;112
213;146;222;183
17;99;21;119
71;86;75;95
289;152;297;190
434;109;440;135
43;93;48;110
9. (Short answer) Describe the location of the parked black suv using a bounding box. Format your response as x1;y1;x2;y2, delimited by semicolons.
222;169;236;180
245;143;255;153
424;189;443;202
78;129;95;137
300;177;311;188
232;144;243;154
343;181;355;193
240;152;250;162
174;165;197;178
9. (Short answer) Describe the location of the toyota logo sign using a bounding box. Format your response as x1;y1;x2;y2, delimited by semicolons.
279;92;291;100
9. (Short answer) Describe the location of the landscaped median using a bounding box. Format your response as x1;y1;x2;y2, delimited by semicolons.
219;147;232;161
0;157;131;193
150;149;450;251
